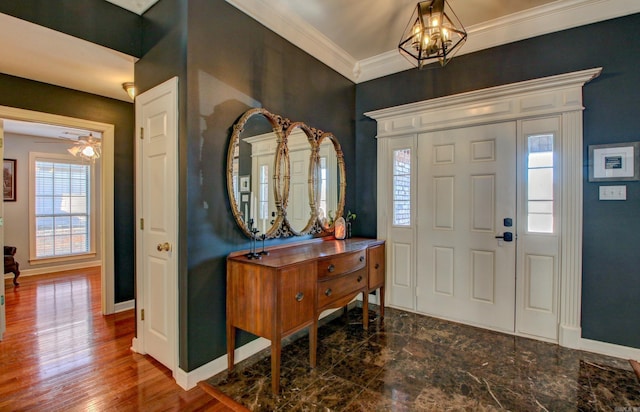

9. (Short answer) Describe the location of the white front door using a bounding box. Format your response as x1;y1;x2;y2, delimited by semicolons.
135;77;179;371
416;122;517;333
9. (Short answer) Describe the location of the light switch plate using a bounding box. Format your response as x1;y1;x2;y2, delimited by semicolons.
599;185;627;200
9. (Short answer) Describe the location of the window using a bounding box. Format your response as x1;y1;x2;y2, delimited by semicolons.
393;148;411;226
31;156;93;259
259;164;269;221
318;156;328;218
527;134;554;233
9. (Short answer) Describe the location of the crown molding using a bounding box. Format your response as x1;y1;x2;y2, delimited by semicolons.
225;0;358;81
226;0;640;84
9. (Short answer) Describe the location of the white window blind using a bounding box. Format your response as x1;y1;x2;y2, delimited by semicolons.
34;160;91;258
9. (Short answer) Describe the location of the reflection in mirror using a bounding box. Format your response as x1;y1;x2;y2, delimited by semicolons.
283;122;316;235
314;132;345;231
227;108;286;238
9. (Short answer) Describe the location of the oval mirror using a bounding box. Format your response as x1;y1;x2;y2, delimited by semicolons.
314;132;346;231
227;108;286;238
282;122;317;235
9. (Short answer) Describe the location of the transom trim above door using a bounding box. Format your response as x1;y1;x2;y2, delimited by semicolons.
366;67;602;350
367;68;601;138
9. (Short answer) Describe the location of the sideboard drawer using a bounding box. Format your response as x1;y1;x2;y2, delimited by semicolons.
317;250;366;279
317;269;366;308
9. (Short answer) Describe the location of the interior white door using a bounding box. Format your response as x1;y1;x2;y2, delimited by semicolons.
135;77;178;371
0;119;5;340
416;122;517;333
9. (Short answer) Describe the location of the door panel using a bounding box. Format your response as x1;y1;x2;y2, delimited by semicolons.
417;122;517;333
516;117;561;341
385;136;416;311
136;78;178;371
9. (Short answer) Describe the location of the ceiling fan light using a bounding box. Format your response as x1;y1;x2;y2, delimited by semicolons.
398;0;467;69
68;146;82;156
82;145;95;157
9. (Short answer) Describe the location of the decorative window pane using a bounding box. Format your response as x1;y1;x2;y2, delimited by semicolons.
393;148;411;226
34;160;91;258
259;164;269;220
527;134;554;233
319;157;328;219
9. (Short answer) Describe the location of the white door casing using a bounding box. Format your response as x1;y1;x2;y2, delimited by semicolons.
416;122;517;333
0;106;115;315
133;77;179;373
367;68;602;349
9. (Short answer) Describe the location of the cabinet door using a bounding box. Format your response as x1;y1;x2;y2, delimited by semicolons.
280;262;315;334
368;244;385;290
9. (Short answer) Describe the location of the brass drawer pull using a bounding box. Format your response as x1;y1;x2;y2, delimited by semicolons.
295;292;304;302
375;263;380;269
357;275;363;283
328;264;335;273
359;256;365;262
324;288;332;297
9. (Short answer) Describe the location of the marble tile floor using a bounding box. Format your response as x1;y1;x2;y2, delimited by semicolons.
205;305;640;411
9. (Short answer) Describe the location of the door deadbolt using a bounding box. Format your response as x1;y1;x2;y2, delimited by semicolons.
495;232;513;242
157;242;172;252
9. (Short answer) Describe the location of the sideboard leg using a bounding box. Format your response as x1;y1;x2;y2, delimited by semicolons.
363;291;369;331
271;339;282;394
310;319;318;368
379;286;385;319
227;324;235;371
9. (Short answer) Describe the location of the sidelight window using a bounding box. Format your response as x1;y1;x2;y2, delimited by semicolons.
393;148;411;226
527;134;554;233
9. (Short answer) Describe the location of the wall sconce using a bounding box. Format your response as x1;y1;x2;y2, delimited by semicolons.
398;0;467;69
122;82;136;100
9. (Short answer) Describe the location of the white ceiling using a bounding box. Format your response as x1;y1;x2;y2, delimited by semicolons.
1;0;639;105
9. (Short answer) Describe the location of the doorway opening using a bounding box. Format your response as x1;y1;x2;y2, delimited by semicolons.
1;106;115;316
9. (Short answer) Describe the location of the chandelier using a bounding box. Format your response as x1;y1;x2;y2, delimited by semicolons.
398;0;467;69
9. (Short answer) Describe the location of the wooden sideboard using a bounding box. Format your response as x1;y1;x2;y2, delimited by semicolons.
226;237;385;394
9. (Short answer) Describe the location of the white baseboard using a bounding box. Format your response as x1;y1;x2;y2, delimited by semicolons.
176;307;345;390
175;337;271;390
114;300;135;313
580;337;640;361
4;260;101;280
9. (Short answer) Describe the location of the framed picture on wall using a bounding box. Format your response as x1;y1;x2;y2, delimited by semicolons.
3;158;16;201
239;175;250;192
589;142;640;182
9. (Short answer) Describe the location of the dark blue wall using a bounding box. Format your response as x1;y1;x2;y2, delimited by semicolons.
137;0;355;370
355;14;640;349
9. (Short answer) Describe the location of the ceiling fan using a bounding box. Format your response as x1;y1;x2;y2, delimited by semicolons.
37;131;102;161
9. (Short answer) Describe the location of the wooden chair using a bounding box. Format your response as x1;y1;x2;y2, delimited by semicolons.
4;246;20;286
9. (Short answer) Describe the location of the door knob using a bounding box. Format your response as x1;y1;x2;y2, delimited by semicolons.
495;232;513;242
157;242;172;252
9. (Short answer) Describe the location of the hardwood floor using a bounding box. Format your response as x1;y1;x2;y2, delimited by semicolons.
1;268;229;411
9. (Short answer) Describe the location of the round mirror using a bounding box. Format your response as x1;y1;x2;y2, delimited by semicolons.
227;108;286;238
282;122;317;235
313;132;346;231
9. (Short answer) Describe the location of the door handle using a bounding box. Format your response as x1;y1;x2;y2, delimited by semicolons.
495;232;513;242
157;242;172;252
